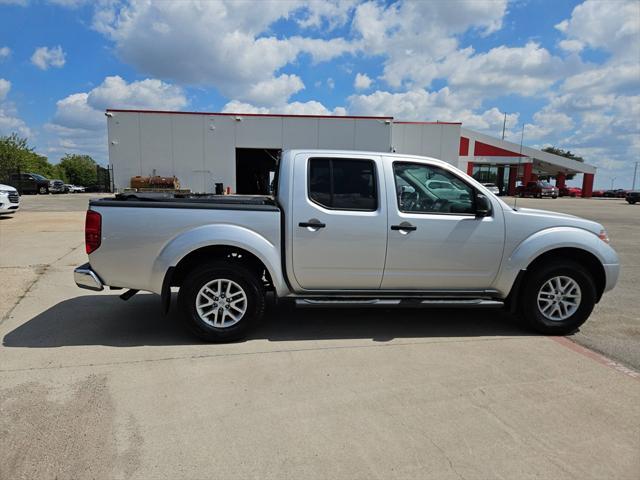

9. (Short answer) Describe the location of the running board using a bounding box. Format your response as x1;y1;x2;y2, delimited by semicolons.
295;298;504;308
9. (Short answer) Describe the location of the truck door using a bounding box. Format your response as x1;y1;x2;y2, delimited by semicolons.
382;159;505;290
290;153;388;290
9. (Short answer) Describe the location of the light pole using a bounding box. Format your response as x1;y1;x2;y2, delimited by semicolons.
633;162;639;191
610;177;616;190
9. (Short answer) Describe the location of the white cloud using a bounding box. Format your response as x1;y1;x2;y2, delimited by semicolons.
243;74;305;107
46;75;187;162
0;78;31;137
0;79;10;101
558;39;583;53
445;42;573;97
0;46;10;61
92;1;354;105
351;0;508;88
31;46;66;70
555;0;640;60
222;100;346;117
86;75;187;111
296;0;358;30
354;73;372;90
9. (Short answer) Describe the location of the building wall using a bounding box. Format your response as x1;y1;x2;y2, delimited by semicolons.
391;123;461;167
107;111;393;192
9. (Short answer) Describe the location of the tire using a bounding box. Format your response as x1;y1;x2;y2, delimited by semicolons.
177;260;265;342
628;200;636;205
38;186;48;194
519;260;596;335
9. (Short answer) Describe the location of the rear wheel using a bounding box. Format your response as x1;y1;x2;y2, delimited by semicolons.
38;186;48;194
178;261;265;342
519;260;596;335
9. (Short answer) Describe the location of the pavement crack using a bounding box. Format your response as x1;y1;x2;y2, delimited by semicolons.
0;242;84;327
0;336;524;373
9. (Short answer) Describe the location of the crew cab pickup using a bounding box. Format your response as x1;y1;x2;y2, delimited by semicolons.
74;150;619;341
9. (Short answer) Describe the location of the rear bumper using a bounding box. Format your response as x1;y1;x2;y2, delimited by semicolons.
74;263;104;291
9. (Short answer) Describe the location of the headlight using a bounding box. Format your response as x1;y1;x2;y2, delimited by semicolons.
598;228;610;244
0;189;14;194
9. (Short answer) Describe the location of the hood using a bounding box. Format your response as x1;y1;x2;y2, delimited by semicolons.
513;207;602;235
0;183;17;192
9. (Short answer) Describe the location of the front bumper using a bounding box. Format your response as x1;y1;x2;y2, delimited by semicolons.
603;263;620;293
74;263;104;291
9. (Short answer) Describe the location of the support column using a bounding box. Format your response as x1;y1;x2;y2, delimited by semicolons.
523;163;533;185
582;173;594;198
497;166;505;194
508;166;517;195
466;162;474;176
556;173;566;189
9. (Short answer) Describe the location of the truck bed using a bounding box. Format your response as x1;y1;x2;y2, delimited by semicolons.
87;193;283;294
90;193;280;211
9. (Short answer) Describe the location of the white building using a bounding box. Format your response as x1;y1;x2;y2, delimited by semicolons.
106;109;597;196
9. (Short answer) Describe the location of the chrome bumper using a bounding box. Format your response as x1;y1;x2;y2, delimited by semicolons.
74;263;104;291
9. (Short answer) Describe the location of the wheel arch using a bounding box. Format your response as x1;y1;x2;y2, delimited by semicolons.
498;226;615;306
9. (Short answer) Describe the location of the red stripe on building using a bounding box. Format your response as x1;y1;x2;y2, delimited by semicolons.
459;137;469;156
474;141;525;157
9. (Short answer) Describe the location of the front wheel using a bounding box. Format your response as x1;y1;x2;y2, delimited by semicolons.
177;261;265;342
519;260;596;335
38;186;48;194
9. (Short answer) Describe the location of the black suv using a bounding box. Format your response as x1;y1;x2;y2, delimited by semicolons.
8;173;50;194
626;191;640;205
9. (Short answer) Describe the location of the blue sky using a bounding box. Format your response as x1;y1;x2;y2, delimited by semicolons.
0;0;638;188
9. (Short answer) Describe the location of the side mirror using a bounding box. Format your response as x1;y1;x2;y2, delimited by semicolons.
475;192;491;217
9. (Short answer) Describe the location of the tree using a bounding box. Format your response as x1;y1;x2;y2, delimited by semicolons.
542;146;584;180
0;133;66;181
58;154;98;186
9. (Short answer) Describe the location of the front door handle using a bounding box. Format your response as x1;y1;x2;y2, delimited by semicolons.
391;223;417;231
299;220;326;229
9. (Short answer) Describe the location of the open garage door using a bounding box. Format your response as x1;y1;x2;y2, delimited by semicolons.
235;148;281;195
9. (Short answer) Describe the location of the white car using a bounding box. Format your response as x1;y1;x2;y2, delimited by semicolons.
482;183;501;195
66;184;86;193
0;183;20;215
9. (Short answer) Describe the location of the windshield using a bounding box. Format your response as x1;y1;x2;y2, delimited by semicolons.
539;181;552;187
31;174;47;180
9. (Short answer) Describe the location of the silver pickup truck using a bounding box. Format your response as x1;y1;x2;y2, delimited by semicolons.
75;149;619;341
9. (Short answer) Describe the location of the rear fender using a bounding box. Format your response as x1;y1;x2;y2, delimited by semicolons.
149;224;287;296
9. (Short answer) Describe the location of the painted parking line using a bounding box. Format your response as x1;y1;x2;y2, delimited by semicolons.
550;336;640;380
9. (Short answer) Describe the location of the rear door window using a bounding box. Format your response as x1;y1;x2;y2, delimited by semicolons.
308;158;377;211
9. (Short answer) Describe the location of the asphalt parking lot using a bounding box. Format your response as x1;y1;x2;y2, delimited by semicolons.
0;193;638;479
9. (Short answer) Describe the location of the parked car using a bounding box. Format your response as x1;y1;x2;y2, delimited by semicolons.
424;178;471;201
626;191;640;204
7;172;50;194
592;189;605;197
74;149;619;342
516;181;559;198
65;184;86;193
0;183;20;215
482;183;500;195
559;186;581;197
603;189;627;198
49;179;68;194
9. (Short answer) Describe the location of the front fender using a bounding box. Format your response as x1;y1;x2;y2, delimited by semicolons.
495;226;619;297
148;224;287;296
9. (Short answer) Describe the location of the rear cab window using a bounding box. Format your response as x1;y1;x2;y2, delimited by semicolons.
308;158;377;211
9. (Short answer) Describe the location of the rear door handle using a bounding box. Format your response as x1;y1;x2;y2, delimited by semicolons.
299;221;326;229
391;223;417;231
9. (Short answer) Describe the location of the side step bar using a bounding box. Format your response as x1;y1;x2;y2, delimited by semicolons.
295;298;504;308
